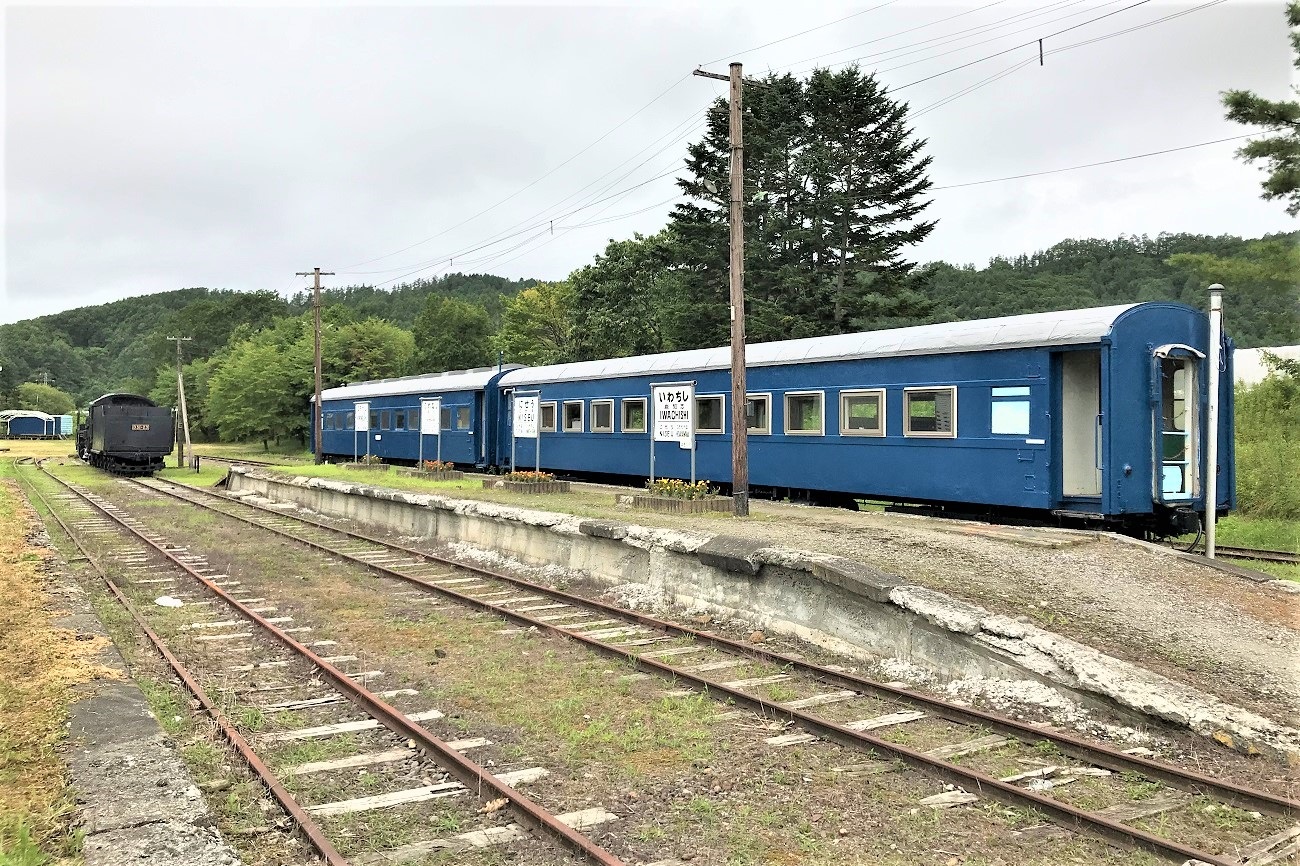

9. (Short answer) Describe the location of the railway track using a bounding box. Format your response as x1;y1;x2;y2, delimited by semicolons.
68;468;1300;865
1210;546;1300;566
22;463;626;866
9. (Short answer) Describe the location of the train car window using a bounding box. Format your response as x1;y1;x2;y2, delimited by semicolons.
369;410;380;430
840;390;885;436
990;386;1030;436
591;400;614;433
695;396;724;434
540;402;558;433
440;407;453;430
563;401;584;433
380;410;392;430
345;411;355;429
904;387;957;438
394;410;406;430
408;411;420;431
621;398;647;433
746;394;771;434
784;391;824;435
456;407;471;430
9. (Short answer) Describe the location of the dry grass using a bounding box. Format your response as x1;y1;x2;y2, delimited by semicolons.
0;477;121;865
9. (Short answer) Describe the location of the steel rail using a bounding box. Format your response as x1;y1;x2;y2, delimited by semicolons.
126;480;1289;864
146;475;1300;820
17;468;352;866
37;464;628;866
1213;545;1300;566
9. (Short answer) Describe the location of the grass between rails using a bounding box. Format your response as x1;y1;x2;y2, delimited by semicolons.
0;468;121;866
1178;515;1300;582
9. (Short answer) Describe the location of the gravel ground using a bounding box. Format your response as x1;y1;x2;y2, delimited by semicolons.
576;488;1299;724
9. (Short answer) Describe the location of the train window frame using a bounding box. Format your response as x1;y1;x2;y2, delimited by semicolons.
455;406;471;430
394;410;406;431
903;386;957;438
562;400;584;433
746;393;771;435
784;391;825;436
540;401;558;433
591;399;614;433
695;395;725;434
345;411;355;429
380;410;392;430
840;389;886;437
369;410;380;430
440;407;453;431
408;410;420;431
621;398;647;433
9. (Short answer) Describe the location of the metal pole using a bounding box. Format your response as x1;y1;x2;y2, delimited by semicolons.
690;380;697;487
1205;284;1224;559
726;63;749;516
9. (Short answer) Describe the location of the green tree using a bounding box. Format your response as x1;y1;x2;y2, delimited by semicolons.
1222;1;1300;215
494;281;576;365
16;382;77;415
330;318;416;383
1166;237;1300;345
411;296;493;371
570;234;680;360
671;66;935;343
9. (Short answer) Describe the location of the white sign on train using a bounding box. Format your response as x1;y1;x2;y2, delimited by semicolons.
354;401;370;432
420;398;441;435
513;395;539;439
652;385;694;450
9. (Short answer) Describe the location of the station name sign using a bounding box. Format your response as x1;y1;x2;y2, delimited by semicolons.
652;385;693;450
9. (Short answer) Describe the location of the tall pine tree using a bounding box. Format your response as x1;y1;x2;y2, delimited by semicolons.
670;67;936;343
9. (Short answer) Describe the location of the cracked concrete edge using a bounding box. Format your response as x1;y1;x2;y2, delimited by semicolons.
237;468;1300;761
27;508;243;865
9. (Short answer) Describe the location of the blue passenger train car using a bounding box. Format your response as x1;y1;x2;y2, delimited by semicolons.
315;367;520;467
314;303;1233;536
492;303;1232;536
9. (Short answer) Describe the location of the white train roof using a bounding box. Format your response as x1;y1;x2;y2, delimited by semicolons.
320;366;522;402
499;303;1144;387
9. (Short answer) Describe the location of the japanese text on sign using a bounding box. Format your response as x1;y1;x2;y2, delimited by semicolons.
653;385;694;450
420;399;441;435
354;401;370;432
514;395;539;438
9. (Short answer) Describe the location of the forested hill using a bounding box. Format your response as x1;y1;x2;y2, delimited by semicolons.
0;231;1295;426
921;231;1297;346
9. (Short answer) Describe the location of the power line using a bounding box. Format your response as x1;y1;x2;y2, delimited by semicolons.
930;134;1253;190
701;1;900;67
339;74;692;270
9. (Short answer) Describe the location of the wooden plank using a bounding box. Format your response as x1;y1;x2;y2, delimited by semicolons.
1238;824;1300;865
640;646;704;659
783;690;857;710
352;807;617;863
513;603;569;613
261;688;417;711
193;632;252;642
684;659;746;673
579;626;645;641
307;767;548;817
720;675;791;689
1091;793;1187;823
286;747;415;776
429;577;483;586
261;708;444;742
844;710;926;732
920;791;979;807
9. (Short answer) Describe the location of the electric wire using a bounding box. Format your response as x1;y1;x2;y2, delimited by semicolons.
930;134;1253;190
339;73;692;270
701;1;901;66
338;104;710;277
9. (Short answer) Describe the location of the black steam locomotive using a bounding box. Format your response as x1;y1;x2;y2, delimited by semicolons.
77;393;175;475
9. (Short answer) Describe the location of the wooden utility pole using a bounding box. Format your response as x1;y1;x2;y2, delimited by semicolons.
693;63;749;516
167;336;193;468
297;267;335;464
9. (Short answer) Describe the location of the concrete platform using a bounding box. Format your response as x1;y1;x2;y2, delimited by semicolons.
228;467;1300;763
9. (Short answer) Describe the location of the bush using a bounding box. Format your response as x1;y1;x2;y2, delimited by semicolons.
356;453;384;466
1234;352;1299;520
646;478;718;500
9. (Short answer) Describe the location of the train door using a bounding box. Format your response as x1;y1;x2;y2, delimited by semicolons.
1153;347;1202;503
1060;350;1102;498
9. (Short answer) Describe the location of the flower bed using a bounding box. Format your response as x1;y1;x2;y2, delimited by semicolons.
630;494;733;514
343;462;389;472
483;479;571;494
482;471;569;494
396;468;464;481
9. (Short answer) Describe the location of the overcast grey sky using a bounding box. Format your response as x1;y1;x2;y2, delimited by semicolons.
3;1;1293;325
